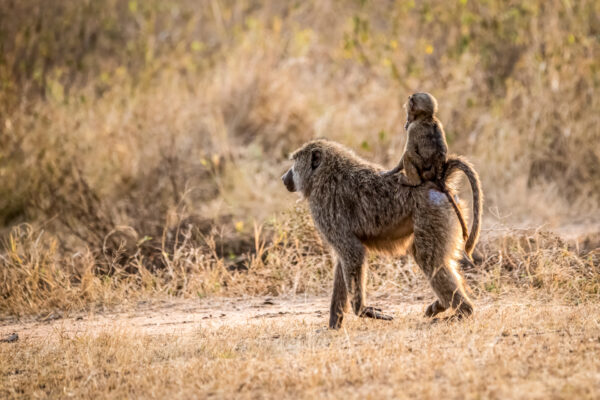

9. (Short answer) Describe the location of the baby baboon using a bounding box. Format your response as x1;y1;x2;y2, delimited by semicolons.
383;92;475;253
282;139;483;329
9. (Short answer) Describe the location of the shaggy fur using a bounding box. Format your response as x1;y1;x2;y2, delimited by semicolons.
282;139;482;329
384;92;472;248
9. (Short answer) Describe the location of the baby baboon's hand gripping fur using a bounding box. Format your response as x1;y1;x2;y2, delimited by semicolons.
282;139;482;329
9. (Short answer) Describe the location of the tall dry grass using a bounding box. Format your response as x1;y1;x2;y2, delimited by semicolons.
1;0;599;316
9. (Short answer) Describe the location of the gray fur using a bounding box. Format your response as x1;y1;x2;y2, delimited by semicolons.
282;139;480;329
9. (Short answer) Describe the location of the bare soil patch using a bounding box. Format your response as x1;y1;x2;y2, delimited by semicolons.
0;295;415;340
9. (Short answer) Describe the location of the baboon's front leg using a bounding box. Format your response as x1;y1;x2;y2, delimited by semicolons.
333;236;393;327
329;260;349;329
341;239;368;316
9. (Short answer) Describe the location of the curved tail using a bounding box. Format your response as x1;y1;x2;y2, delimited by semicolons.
439;185;469;243
443;155;483;256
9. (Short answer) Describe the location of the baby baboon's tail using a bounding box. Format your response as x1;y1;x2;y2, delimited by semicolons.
443;155;483;257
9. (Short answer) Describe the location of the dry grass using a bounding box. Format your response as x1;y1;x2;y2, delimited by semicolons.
2;296;600;399
1;218;599;398
0;1;599;398
2;208;598;316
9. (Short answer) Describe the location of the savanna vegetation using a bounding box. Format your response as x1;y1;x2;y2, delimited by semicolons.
1;1;599;398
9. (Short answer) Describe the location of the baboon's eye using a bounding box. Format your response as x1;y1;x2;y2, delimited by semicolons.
311;150;322;169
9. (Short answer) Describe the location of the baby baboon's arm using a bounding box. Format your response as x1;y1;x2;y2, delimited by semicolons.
381;154;405;177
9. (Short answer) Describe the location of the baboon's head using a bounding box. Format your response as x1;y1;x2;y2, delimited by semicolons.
282;140;332;197
404;92;438;126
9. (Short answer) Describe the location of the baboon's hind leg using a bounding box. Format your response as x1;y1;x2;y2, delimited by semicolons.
425;300;448;317
411;213;474;319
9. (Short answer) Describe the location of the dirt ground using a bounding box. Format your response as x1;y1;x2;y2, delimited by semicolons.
2;292;600;399
0;294;419;340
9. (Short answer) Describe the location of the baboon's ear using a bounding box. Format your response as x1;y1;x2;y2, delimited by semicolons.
311;149;322;169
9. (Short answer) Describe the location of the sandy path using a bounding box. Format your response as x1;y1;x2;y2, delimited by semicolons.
0;295;426;341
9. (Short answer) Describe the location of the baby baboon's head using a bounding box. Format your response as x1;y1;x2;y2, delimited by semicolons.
405;92;438;124
282;141;324;196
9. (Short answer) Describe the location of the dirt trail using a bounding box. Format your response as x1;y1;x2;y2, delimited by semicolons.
1;294;588;345
0;295;425;342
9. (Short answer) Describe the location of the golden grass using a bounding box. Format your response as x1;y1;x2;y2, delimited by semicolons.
2;209;598;317
2;296;599;399
0;1;599;397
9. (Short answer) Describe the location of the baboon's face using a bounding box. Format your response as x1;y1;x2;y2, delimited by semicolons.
281;167;296;192
405;92;437;125
282;144;323;196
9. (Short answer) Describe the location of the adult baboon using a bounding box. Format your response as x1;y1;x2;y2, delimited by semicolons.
282;139;482;329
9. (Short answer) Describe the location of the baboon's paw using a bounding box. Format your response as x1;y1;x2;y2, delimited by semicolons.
329;314;343;330
424;301;447;318
455;301;474;318
360;306;393;321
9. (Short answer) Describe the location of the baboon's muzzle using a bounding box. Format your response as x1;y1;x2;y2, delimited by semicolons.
282;169;296;192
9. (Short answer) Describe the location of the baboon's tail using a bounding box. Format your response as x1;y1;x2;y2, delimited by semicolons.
443;155;483;256
439;185;469;243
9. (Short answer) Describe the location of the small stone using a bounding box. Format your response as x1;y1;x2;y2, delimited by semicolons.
1;333;18;343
